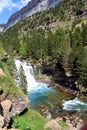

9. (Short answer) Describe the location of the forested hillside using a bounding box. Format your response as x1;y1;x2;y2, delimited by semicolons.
0;0;87;89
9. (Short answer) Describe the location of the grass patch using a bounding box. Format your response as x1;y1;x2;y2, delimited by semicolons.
0;62;25;97
12;109;47;130
0;42;5;58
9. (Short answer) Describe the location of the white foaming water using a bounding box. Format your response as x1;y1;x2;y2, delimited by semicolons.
63;98;87;112
14;59;54;106
15;59;38;91
15;59;53;93
14;59;87;109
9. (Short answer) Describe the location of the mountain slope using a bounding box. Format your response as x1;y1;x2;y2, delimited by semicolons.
4;0;64;31
1;0;87;56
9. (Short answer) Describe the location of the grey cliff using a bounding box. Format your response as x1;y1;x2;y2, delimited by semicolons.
4;0;64;31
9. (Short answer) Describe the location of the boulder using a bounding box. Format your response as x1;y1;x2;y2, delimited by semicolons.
7;95;29;116
0;68;5;77
0;127;8;130
65;123;76;130
0;115;4;128
1;100;12;111
1;100;12;127
44;119;61;130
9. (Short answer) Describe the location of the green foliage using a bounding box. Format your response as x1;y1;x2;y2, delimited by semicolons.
0;61;3;69
69;24;87;86
0;0;87;90
18;65;27;94
7;58;18;80
6;58;28;94
19;42;27;58
0;42;6;58
1;62;25;96
0;0;87;56
12;109;46;130
82;23;87;45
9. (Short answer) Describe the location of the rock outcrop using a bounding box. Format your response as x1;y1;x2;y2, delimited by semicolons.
0;24;5;33
44;119;61;130
7;95;29;116
0;115;4;128
1;100;12;127
0;96;29;129
4;0;64;31
0;68;5;77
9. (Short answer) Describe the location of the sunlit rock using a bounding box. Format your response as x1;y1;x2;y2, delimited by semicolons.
0;115;4;128
44;119;61;130
7;95;29;116
0;68;5;77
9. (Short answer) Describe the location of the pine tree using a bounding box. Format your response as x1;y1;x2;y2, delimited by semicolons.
70;46;87;86
7;58;19;82
18;65;27;94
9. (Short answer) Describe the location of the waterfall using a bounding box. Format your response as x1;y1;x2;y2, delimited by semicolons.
15;59;38;91
14;58;54;107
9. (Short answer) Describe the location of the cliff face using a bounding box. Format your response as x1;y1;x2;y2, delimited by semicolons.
0;24;5;33
4;0;63;31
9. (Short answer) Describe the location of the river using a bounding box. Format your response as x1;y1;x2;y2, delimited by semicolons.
14;59;87;118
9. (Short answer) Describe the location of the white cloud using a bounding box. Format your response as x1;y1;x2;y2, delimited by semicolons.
16;0;31;9
0;0;31;14
0;0;16;14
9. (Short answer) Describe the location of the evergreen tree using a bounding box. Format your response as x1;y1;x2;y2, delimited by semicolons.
46;30;54;57
7;58;19;82
82;23;87;46
53;27;68;69
70;46;87;86
19;65;27;94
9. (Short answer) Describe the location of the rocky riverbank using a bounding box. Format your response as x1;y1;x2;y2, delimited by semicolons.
36;72;87;101
0;95;29;129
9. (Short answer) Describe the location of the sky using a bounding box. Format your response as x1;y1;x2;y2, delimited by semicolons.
0;0;31;24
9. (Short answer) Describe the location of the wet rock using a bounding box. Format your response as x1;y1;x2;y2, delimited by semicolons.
44;119;61;130
43;109;52;120
0;115;4;128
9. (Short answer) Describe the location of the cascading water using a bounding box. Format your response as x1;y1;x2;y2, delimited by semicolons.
15;59;37;89
14;59;87;111
63;98;87;112
14;59;54;107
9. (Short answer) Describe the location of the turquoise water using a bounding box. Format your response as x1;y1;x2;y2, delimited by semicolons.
28;82;54;107
28;83;87;112
15;59;87;113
